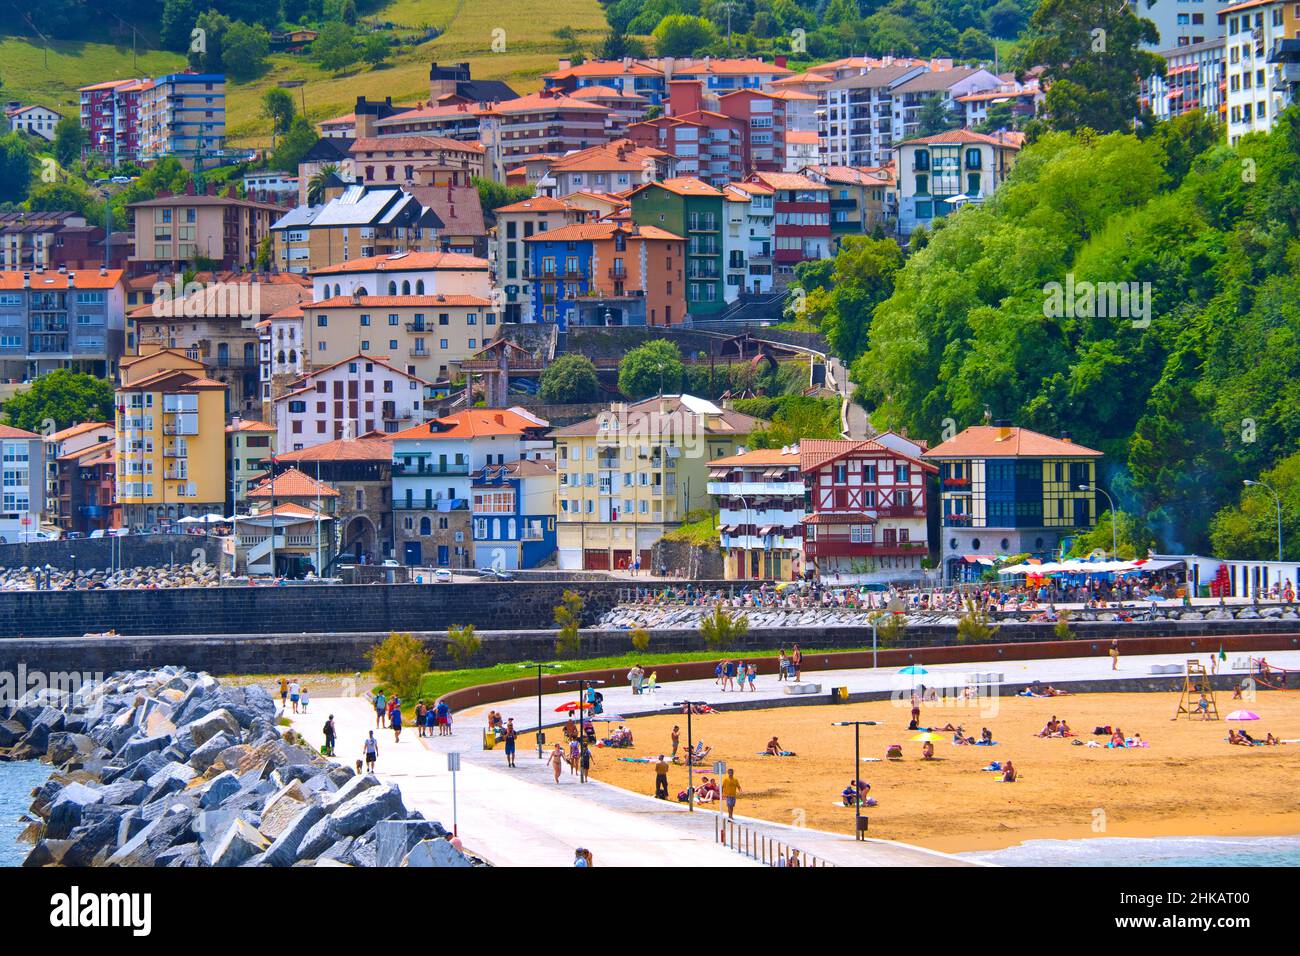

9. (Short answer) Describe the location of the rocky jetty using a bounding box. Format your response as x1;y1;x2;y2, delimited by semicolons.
3;667;477;867
596;602;1300;631
0;564;224;591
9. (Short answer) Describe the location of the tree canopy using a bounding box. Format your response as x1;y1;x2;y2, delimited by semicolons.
539;354;602;405
1;370;114;432
618;339;685;400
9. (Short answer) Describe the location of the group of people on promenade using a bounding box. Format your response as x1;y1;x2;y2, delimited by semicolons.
370;691;453;741
277;677;310;714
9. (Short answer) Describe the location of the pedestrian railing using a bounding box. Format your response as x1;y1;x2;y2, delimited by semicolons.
714;816;833;867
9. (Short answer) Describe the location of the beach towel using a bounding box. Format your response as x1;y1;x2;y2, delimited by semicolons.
972;740;998;746
980;762;1002;772
756;751;797;756
616;756;655;763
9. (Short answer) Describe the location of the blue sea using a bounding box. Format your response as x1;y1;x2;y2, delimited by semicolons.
0;760;49;867
962;835;1300;867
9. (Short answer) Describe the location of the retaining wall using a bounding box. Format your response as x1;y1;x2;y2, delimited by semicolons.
0;534;227;572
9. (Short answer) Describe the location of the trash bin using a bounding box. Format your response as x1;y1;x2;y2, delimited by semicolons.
482;730;496;750
833;686;849;702
1199;585;1211;599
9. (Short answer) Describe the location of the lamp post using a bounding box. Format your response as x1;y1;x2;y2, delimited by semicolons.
734;493;752;580
1243;479;1283;565
673;699;709;811
519;662;561;759
1078;484;1118;557
832;720;880;840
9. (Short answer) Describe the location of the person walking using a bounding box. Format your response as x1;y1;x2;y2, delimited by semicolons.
654;754;670;799
278;676;289;712
1109;640;1120;671
671;725;681;761
288;678;301;714
547;743;566;783
374;691;387;729
791;644;803;683
503;718;518;768
363;731;379;773
721;768;741;821
299;685;310;712
578;741;594;783
322;714;336;757
415;701;426;738
390;700;403;742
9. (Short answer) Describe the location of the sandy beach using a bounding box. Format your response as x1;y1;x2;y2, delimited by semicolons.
583;689;1300;853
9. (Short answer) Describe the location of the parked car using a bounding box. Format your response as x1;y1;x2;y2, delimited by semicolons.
476;567;513;581
110;175;132;184
66;531;85;539
433;568;453;583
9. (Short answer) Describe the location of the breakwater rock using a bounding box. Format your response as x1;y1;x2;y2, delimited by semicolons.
3;667;478;868
0;563;223;592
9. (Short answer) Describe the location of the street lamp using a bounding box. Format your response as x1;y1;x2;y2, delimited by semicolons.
519;662;562;759
1078;484;1118;557
673;699;710;811
734;493;752;580
832;720;880;840
1244;479;1284;563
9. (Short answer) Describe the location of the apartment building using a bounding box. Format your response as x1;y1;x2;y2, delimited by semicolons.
351;136;485;188
239;469;337;576
570;85;649;130
127;187;281;276
274;354;434;451
242;171;300;206
800;435;934;585
226;418;277;513
390;408;550;567
52;438;117;536
627;178;727;318
1220;0;1299;143
888;68;1001;144
708;446;805;581
43;420;114;529
894;129;1021;238
670;57;794;92
543;141;666;198
783;130;820;172
523;221;686;328
552;395;763;571
490;196;588;323
625;114;744;185
923;424;1103;581
0;267;126;379
768;89;818;132
801;165;898;240
819;65;930;168
542;59;670;106
1142;39;1227;121
0;425;45;545
0;212;107;272
78;78;149;164
310;250;491;301
955;76;1044;129
743;171;831;281
137;73;226;166
271;184;443;274
471;458;558;570
490;92;612;164
1143;0;1230;48
114;356;227;529
274;435;395;563
721;182;775;294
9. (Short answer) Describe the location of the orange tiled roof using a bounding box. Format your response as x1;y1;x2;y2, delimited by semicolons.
351;135;485;154
901;129;1023;149
226;420;278;433
709;448;800;466
0;424;40;439
275;437;393;463
923;426;1102;459
46;421;112;442
0;269;124;290
492;195;576;214
248;467;339;498
390;408;544;440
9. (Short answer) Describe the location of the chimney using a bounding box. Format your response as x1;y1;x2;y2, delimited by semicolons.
21;272;30;288
67;271;76;288
775;55;788;69
994;419;1012;441
100;265;108;276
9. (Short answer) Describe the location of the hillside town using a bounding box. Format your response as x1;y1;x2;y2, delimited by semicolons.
1;0;1299;593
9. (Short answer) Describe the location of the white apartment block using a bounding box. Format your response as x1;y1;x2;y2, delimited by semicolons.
274;355;433;451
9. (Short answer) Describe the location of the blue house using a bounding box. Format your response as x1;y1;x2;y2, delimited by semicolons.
523;233;593;329
471;458;558;569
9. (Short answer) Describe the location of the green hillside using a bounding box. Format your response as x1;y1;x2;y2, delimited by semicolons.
0;0;610;148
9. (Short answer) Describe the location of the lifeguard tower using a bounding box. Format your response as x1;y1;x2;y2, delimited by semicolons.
1173;660;1219;720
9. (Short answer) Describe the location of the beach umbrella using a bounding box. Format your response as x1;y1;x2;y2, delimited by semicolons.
911;731;943;742
555;701;593;712
897;666;928;675
1225;710;1260;721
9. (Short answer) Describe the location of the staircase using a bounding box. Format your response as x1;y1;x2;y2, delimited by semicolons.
689;291;788;331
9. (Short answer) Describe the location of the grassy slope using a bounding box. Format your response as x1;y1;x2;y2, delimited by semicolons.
1;0;609;148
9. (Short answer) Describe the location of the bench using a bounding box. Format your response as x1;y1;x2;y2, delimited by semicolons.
783;683;822;695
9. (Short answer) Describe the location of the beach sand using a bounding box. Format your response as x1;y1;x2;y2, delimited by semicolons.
583;689;1300;854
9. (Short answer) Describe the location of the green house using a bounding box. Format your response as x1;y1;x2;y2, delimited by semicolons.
628;178;726;317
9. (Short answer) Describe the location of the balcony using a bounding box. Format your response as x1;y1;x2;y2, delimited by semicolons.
874;505;926;519
708;481;801;496
391;462;469;477
406;321;429;332
943;513;973;526
410;348;431;359
607;266;627;280
803;540;927;559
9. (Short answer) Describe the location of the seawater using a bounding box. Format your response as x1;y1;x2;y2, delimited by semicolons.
0;760;49;867
962;835;1300;867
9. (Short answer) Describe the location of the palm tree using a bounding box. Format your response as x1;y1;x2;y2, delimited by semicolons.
307;163;338;206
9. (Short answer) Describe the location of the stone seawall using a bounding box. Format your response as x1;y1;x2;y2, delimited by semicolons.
0;535;228;573
1;620;1297;677
0;580;678;639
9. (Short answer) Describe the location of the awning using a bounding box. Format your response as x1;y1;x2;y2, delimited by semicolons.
708;468;728;479
759;525;775;535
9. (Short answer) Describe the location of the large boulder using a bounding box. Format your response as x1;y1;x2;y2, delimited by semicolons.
62;812;125;867
258;780;313;841
261;803;326;868
0;718;29;748
320;773;379;815
185;709;241;748
401;838;472;868
46;732;98;767
199;771;242;810
210;818;270;868
118;734;173;764
105;807;195;867
46;782;105;839
295;816;343;861
188;731;236;774
330;783;405;838
374;819;451;867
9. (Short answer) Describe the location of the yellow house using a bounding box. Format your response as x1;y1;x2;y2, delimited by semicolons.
551;394;764;571
115;354;228;529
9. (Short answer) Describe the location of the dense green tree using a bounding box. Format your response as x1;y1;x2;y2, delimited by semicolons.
618;340;685;400
361;33;391;68
263;88;297;136
1021;0;1165;134
189;10;231;73
222;21;271;81
159;0;198;51
539;354;602;404
1;370;114;432
27;180;102;220
52;116;87;169
957;26;995;61
0;133;32;205
652;14;720;56
746;396;840;448
1209;452;1300;562
475;177;533;214
915;94;962;137
313;21;358;71
270;116;319;172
